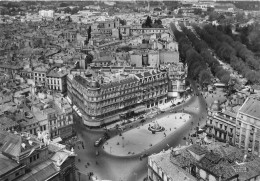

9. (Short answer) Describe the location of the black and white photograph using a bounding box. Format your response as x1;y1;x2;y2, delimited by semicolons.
0;0;259;180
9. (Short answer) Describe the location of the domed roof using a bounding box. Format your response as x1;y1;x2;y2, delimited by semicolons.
211;100;220;112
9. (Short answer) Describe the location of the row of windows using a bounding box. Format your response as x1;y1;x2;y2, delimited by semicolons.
209;119;234;133
35;77;45;82
30;153;40;163
47;78;60;85
34;73;45;77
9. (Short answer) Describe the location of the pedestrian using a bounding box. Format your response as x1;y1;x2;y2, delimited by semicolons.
78;146;80;150
170;128;171;131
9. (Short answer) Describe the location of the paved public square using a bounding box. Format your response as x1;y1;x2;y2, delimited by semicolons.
103;113;191;156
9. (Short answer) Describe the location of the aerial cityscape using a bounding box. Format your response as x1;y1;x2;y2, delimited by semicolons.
0;0;260;181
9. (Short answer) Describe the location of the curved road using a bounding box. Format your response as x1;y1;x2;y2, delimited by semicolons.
74;80;208;181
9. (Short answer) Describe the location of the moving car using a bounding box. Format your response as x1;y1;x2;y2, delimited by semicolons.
94;138;103;147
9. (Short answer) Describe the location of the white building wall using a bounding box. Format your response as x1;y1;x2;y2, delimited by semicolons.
148;52;159;67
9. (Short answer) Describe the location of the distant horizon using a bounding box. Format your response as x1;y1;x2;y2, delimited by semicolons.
0;0;260;2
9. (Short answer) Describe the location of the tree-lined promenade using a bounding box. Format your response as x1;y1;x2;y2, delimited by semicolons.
194;24;260;85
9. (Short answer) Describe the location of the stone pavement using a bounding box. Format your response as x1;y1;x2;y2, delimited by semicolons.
103;113;191;156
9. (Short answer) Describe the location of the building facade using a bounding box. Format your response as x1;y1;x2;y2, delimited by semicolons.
206;100;236;145
148;143;260;181
39;10;54;18
16;94;74;142
67;69;168;127
33;66;48;86
236;97;260;156
46;68;68;94
0;130;76;181
167;63;187;98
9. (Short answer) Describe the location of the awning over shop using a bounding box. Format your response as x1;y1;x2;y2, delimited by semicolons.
133;105;147;113
52;137;62;143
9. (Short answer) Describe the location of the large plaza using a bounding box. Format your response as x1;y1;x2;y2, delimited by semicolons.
103;112;191;156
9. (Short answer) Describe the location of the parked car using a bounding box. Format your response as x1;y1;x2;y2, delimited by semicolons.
94;138;103;147
140;119;146;123
103;133;110;141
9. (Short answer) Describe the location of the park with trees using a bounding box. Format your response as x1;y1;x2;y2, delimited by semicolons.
194;24;260;85
170;23;212;86
142;16;163;28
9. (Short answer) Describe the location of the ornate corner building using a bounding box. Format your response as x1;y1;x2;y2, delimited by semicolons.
67;64;187;127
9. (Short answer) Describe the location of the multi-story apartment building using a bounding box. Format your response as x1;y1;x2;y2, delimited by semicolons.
63;30;77;43
33;66;48;86
167;63;187;98
0;64;23;76
46;68;68;94
119;27;168;37
148;143;260;181
97;18;120;29
15;94;74;142
0;130;76;181
39;10;54;18
206;100;236;145
67;68;168;127
236;97;260;156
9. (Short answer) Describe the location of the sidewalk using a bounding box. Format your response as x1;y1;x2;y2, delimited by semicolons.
159;96;191;111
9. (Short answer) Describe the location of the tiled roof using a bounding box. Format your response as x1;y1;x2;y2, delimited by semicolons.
0;130;41;159
19;160;59;181
34;66;48;73
150;150;197;181
143;71;152;77
167;143;260;180
47;68;67;78
239;97;260;119
188;144;207;156
0;132;21;158
0;116;18;130
0;153;20;176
